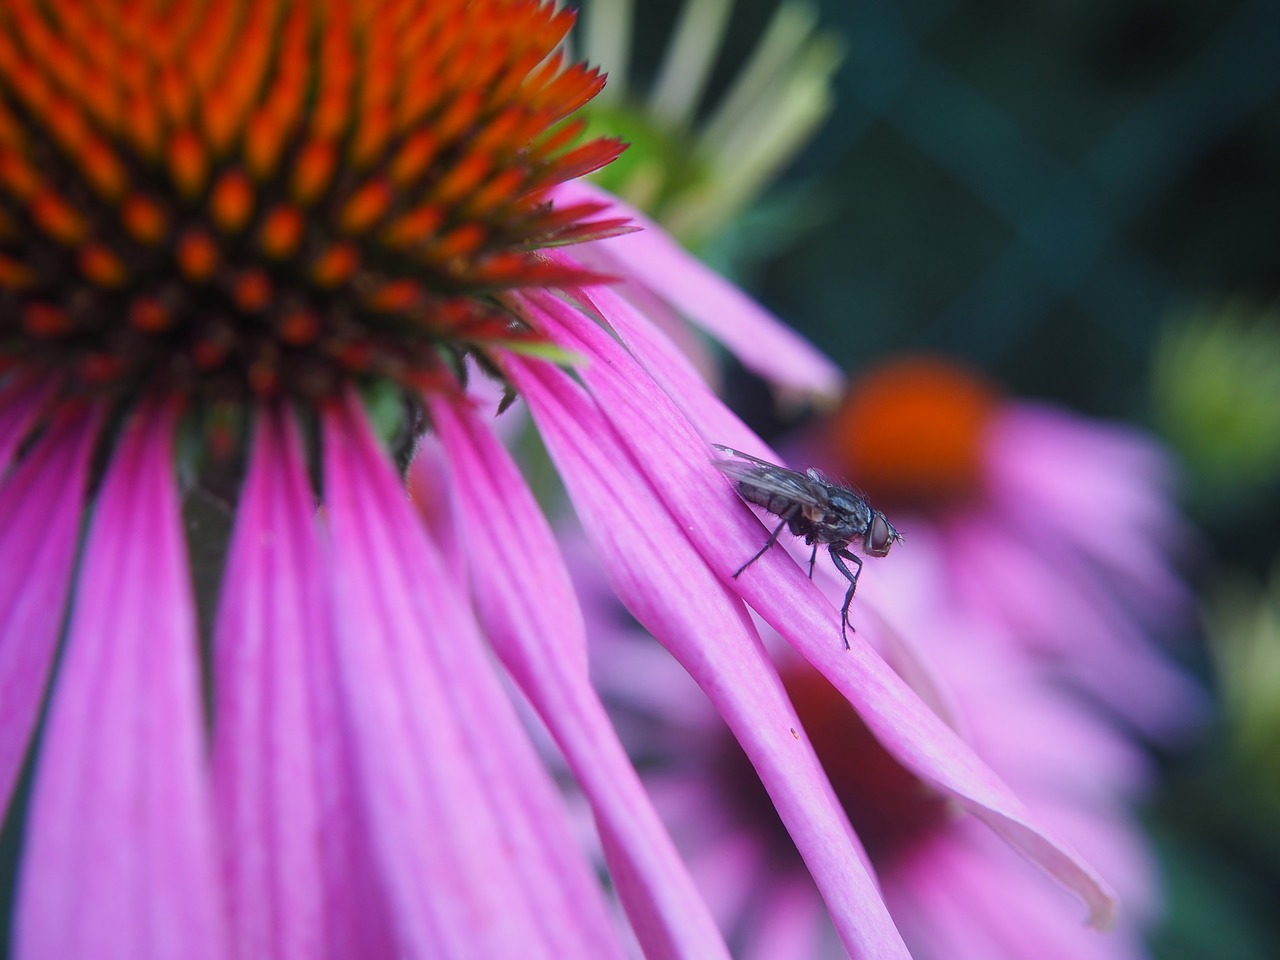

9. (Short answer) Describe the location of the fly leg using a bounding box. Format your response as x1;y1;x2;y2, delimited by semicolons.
732;506;799;578
827;544;862;649
807;543;818;580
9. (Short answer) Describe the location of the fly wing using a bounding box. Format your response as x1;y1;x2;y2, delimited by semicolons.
710;446;825;504
710;444;785;469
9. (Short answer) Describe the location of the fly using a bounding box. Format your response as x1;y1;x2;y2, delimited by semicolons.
712;444;902;648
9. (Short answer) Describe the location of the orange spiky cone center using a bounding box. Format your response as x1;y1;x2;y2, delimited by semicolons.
0;0;626;401
827;356;1001;513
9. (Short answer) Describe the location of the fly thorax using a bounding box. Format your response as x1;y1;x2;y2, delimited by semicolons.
824;494;870;540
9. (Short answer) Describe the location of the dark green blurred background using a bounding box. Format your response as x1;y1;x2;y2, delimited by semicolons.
762;1;1278;408
632;0;1280;413
584;0;1280;955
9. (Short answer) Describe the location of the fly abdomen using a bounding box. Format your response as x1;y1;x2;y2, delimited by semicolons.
736;482;787;515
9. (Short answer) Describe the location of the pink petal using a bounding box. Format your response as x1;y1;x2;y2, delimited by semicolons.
426;392;732;960
597;272;726;391
961;670;1150;800
15;398;228;960
321;392;623;960
505;355;912;960
406;430;462;570
679;828;769;935
559;274;758;447
946;514;1204;740
986;405;1190;615
894;829;1146;960
553;180;844;400
0;375;54;472
211;406;394;959
740;876;829;960
518;290;1118;930
0;407;101;811
1025;799;1160;927
542;276;787;468
555;279;972;734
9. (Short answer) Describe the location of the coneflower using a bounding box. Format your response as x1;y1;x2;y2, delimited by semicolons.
569;356;1197;957
828;356;1202;737
0;3;1111;958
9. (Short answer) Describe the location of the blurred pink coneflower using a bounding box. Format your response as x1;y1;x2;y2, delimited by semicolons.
575;356;1196;957
827;357;1201;738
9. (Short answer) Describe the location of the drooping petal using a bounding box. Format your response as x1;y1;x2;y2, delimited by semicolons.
426;391;732;960
0;406;101;811
518;288;1118;929
560;270;966;728
552;180;844;400
558;274;967;728
321;392;623;960
211;405;394;959
505;355;912;960
14;398;227;960
891;828;1147;960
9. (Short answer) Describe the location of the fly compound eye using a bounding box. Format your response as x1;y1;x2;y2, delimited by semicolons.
868;513;893;556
